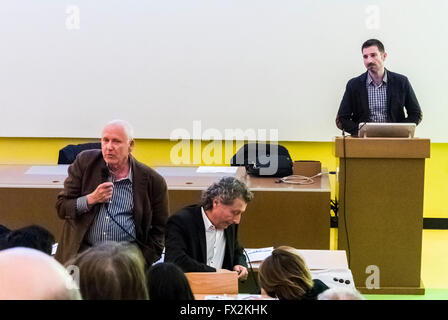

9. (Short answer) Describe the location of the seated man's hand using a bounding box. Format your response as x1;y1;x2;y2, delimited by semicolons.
87;182;114;205
233;265;248;280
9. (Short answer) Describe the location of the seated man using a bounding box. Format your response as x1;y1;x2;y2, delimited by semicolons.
165;176;253;280
0;247;81;300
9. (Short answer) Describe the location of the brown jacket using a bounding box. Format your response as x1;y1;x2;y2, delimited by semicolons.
55;149;169;265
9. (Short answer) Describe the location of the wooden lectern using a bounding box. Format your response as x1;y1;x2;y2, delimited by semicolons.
335;137;430;295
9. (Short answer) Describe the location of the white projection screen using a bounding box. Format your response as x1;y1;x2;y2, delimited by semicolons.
0;0;446;141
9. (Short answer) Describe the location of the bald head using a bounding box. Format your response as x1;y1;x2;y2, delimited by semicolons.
0;248;81;300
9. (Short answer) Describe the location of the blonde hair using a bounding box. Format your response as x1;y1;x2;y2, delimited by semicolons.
258;246;313;300
66;242;148;300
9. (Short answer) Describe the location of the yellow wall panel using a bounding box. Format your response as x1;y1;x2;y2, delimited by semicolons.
0;138;446;218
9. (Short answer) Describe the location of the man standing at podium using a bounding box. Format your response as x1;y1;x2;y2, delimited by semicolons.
165;176;253;280
336;39;423;136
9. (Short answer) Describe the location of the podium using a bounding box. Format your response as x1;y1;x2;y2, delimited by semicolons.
335;137;430;294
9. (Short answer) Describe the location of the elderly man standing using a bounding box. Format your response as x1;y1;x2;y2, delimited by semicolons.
165;176;253;280
55;120;169;266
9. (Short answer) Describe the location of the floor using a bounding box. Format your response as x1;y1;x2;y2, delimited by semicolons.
363;230;448;300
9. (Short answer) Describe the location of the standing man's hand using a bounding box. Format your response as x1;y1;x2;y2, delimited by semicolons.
233;265;248;280
86;182;113;205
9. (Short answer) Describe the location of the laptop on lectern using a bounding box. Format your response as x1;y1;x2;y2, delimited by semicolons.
358;122;416;138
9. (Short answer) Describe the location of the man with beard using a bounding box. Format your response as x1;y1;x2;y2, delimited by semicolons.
336;39;422;136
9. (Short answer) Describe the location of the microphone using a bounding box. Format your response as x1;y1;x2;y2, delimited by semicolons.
242;248;261;294
101;167;113;204
101;168;112;183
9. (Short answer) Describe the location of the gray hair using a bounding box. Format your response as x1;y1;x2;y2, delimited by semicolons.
318;287;365;300
201;176;253;211
105;119;135;142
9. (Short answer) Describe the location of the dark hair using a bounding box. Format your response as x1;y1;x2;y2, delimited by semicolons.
258;246;313;300
65;242;148;300
0;225;10;236
362;39;385;53
0;225;11;250
147;263;195;300
201;176;254;211
0;224;55;255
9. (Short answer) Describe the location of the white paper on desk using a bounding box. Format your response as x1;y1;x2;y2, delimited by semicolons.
245;247;273;262
196;166;238;174
25;165;69;175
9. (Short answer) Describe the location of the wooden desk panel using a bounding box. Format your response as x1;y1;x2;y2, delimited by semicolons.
0;188;64;239
240;190;330;249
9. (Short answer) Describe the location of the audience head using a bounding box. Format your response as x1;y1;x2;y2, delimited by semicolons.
318;287;365;300
0;247;81;300
65;241;148;300
258;246;314;300
0;225;10;247
0;224;9;236
147;262;195;300
201;176;254;229
0;224;55;255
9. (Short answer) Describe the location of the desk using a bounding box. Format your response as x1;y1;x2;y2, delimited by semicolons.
0;165;330;250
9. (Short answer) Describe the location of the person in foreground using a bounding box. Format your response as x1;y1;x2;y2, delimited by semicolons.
0;224;55;255
0;247;81;300
165;176;253;280
55;119;169;266
318;287;365;300
258;246;329;300
65;241;148;300
336;39;422;136
147;262;195;300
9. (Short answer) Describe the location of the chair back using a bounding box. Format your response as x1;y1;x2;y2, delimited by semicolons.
58;142;101;164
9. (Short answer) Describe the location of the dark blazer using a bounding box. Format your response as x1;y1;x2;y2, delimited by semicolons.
336;70;422;135
165;205;247;272
55;149;169;265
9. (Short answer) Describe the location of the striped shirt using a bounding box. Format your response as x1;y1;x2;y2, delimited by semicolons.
366;71;388;123
77;167;136;245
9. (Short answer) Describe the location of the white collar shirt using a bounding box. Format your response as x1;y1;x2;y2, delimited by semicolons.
201;207;226;270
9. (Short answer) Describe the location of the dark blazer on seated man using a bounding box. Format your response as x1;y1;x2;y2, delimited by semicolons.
336;70;422;135
165;176;254;280
165;205;246;272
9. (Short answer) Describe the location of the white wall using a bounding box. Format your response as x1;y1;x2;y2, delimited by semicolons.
0;0;446;141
